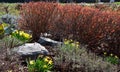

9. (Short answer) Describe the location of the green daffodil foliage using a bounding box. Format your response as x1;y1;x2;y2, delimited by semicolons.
28;56;53;72
104;52;119;65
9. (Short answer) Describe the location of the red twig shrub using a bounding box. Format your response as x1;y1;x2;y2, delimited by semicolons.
48;4;120;57
19;2;120;57
48;4;83;40
19;2;58;41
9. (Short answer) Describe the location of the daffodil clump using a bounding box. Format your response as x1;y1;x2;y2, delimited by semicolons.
64;39;80;48
0;24;4;35
28;56;53;72
103;52;119;64
11;30;32;42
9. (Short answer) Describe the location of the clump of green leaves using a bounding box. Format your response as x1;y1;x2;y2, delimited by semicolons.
104;52;119;65
27;56;53;72
3;35;24;48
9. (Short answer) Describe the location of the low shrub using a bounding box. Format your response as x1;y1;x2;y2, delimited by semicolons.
54;39;118;72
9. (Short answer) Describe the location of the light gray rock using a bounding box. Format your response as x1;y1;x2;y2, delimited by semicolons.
38;37;62;46
12;42;48;55
12;42;48;60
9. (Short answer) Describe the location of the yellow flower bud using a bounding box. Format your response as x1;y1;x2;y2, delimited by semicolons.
44;56;52;62
30;60;34;65
44;58;49;62
15;30;19;34
70;39;73;42
76;44;79;48
48;60;53;65
71;43;75;47
110;54;113;56
64;39;67;41
104;52;107;55
43;65;47;68
64;41;69;45
76;42;79;44
115;55;118;59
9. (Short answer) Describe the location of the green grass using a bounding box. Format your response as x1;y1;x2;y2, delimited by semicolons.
114;2;120;5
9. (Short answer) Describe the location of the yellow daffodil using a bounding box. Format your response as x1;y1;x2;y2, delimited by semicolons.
71;43;75;47
64;39;67;41
19;31;24;36
115;55;118;59
70;39;73;42
110;54;113;56
0;24;4;29
0;24;4;34
19;32;23;36
64;40;70;45
44;58;49;62
30;60;34;65
48;60;53;65
76;42;79;44
23;33;31;39
104;52;107;55
43;65;47;68
44;56;52;62
15;30;19;34
76;44;79;48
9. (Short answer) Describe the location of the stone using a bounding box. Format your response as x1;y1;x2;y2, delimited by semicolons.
11;42;48;60
38;37;62;46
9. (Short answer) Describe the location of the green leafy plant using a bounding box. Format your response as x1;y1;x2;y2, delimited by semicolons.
27;56;53;72
105;56;119;65
11;30;32;42
104;53;119;65
3;35;24;48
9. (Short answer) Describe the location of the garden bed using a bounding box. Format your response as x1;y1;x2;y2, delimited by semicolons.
0;2;120;72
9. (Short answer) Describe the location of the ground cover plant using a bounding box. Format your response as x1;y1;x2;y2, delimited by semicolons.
54;39;119;72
